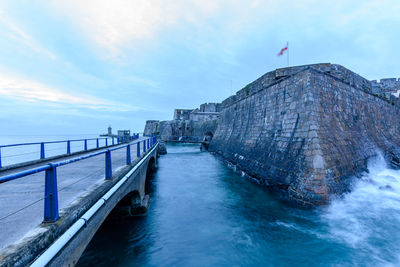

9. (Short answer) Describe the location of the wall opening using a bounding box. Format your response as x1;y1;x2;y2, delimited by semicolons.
145;157;157;195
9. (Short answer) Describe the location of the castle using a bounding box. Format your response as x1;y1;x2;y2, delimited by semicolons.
144;102;221;142
145;63;400;206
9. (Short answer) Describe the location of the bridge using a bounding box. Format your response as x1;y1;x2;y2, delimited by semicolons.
0;135;159;266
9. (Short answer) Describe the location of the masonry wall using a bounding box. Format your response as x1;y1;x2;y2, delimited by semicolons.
312;69;400;181
210;70;319;205
209;66;400;206
144;119;218;142
144;120;159;136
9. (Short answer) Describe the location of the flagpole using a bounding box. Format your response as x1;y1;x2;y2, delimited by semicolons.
287;41;289;67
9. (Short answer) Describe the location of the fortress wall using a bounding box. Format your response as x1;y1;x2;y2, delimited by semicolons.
371;78;400;98
189;112;219;122
144;102;221;142
144;119;218;142
312;70;400;172
221;63;373;110
210;70;321;204
188;120;218;139
210;65;400;206
144;120;160;136
295;69;400;204
199;103;221;112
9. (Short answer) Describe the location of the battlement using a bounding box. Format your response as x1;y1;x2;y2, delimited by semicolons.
222;63;400;108
371;78;400;94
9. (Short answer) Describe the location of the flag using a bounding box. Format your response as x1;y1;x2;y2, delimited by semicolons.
277;45;288;56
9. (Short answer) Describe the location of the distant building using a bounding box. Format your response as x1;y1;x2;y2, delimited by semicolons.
144;102;221;141
100;126;117;138
173;109;193;120
117;130;131;143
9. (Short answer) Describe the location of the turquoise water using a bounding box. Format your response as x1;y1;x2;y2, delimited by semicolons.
78;143;400;266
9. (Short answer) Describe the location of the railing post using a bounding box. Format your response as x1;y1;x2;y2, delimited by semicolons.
126;144;131;165
40;142;45;159
112;137;114;145
106;138;108;147
84;139;88;151
137;142;140;157
0;147;2;168
147;139;150;149
96;138;99;148
143;140;146;153
67;140;71;154
43;163;59;223
105;150;112;180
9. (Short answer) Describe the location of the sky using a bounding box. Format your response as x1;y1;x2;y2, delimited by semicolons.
0;0;399;136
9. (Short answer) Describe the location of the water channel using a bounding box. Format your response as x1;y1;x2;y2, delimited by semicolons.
78;143;400;266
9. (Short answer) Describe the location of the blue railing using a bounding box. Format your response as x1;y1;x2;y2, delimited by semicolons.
0;135;140;168
0;136;157;223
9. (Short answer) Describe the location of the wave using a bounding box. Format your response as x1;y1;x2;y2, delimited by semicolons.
322;152;400;265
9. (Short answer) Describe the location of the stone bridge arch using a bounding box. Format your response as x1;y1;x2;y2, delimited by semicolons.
112;155;157;217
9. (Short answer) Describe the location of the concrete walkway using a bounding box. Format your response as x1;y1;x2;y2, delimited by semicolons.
0;138;147;251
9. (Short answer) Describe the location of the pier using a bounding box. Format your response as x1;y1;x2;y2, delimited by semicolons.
0;135;158;266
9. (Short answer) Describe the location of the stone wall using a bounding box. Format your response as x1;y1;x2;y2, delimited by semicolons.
144;119;218;142
199;103;221;112
371;78;400;103
144;103;220;142
144;120;160;136
173;109;193;120
189;111;219;122
209;64;400;206
371;78;400;93
221;63;400;109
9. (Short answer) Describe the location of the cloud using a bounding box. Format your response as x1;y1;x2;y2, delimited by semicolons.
0;71;141;112
47;0;267;57
47;0;397;58
48;0;178;56
0;11;57;60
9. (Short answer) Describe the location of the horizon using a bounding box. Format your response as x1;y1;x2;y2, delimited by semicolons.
1;0;399;136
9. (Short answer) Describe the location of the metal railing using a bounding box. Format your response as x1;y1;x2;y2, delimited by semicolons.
0;136;157;223
0;134;140;168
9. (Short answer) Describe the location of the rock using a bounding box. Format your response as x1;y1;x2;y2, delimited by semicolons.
201;132;213;151
131;195;150;215
157;142;167;155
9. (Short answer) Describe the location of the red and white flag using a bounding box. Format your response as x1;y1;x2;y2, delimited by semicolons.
277;44;288;56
